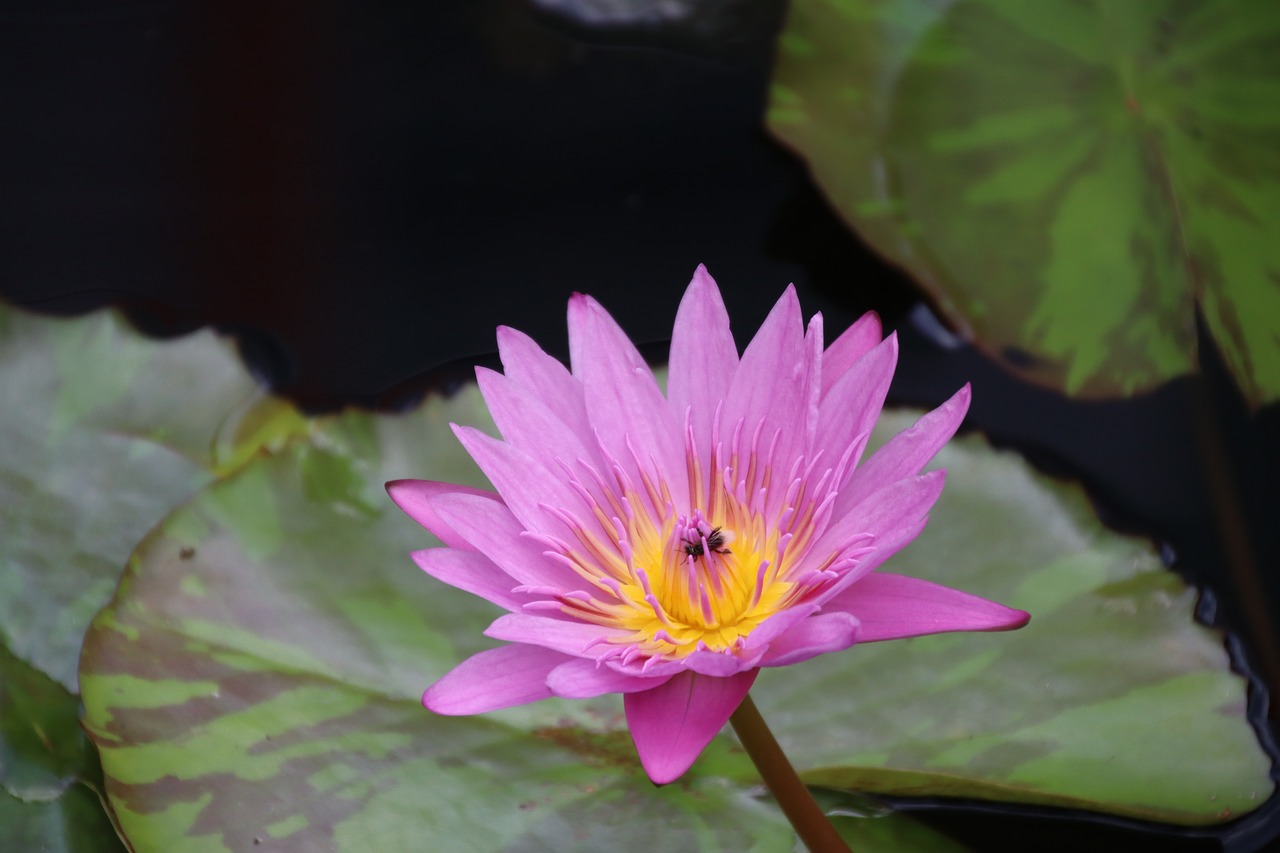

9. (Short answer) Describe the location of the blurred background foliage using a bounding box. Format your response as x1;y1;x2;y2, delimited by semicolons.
770;0;1280;406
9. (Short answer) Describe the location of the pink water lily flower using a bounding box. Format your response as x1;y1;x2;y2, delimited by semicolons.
388;266;1029;784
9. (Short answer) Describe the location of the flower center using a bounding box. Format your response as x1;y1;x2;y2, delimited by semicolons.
658;513;745;627
611;506;795;656
544;416;859;665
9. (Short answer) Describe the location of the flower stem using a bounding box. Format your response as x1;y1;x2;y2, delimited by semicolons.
729;693;852;852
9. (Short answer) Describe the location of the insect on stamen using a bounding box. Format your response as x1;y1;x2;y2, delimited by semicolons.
678;526;734;558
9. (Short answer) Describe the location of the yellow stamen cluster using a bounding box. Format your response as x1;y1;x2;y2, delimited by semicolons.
557;492;798;659
548;417;836;663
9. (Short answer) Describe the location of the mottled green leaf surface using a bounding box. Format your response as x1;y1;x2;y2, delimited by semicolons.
0;304;950;851
0;304;303;692
0;304;305;849
79;398;956;852
758;417;1273;822
80;380;1271;853
768;0;1280;405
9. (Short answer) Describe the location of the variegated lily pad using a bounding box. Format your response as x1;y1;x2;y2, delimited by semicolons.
768;0;1280;405
0;304;306;849
78;379;1271;851
77;401;956;852
759;418;1272;822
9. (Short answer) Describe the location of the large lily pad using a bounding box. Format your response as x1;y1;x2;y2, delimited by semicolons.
0;786;123;853
78;399;958;851
758;421;1272;822
79;377;1272;852
0;303;304;691
0;645;124;853
768;0;1280;405
0;302;952;851
0;304;306;848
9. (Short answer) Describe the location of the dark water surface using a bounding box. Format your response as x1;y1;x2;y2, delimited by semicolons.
2;1;1277;849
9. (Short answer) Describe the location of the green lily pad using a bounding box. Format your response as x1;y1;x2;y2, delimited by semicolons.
79;377;1271;851
0;643;127;851
0;303;305;692
0;303;950;851
79;399;957;852
768;0;1280;405
0;646;121;852
757;415;1273;823
0;303;307;848
0;786;124;853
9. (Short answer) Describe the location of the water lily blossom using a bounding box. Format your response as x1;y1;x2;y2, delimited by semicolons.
388;266;1029;785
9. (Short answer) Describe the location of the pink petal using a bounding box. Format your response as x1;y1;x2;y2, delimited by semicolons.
429;491;583;590
821;312;882;398
805;469;946;591
759;612;861;667
593;655;689;680
385;479;500;551
475;367;603;475
452;424;603;541
825;573;1030;641
741;602;820;651
496;325;591;438
834;516;929;582
423;644;570;714
546;658;672;699
411;548;526;612
683;648;760;677
799;312;825;462
624;669;758;784
838;383;971;514
720;286;811;500
567;293;689;510
667;265;738;467
485;612;628;657
812;333;898;487
473;368;613;517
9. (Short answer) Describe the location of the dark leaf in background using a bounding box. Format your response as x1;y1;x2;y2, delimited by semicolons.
769;0;1280;406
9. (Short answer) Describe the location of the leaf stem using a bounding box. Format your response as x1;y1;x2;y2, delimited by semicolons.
729;693;851;852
